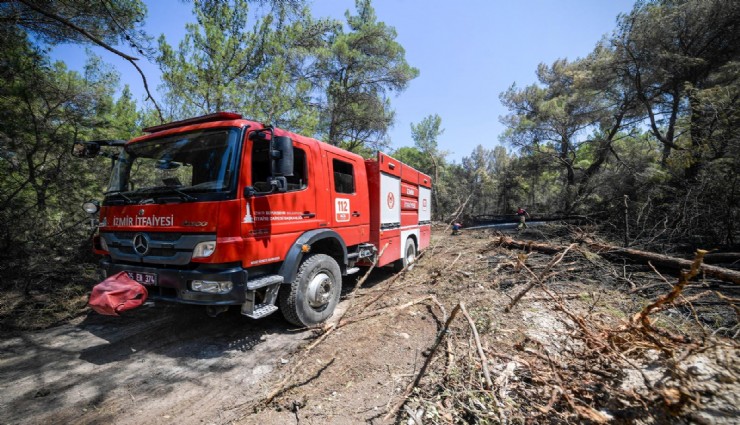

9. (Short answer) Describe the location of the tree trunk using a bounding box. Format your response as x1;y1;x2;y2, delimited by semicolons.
497;236;740;285
685;93;706;181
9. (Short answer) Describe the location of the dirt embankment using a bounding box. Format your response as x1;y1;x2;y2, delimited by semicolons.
1;225;738;424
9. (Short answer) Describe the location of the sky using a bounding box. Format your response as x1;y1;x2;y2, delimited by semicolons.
50;0;636;162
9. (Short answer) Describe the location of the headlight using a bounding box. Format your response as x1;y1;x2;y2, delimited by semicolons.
191;280;233;294
83;200;100;214
193;241;216;258
99;236;109;252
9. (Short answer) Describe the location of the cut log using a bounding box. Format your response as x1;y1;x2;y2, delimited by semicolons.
497;236;740;285
587;242;740;285
495;237;562;255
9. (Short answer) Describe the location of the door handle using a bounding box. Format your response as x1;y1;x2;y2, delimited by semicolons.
352;211;361;217
301;212;316;218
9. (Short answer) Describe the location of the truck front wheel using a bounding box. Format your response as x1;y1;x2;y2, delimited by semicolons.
279;253;341;327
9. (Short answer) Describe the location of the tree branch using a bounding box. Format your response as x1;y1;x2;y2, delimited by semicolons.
17;0;164;122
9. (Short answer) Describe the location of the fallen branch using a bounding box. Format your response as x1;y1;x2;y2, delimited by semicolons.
629;281;673;294
715;291;740;320
356;260;422;314
632;250;707;326
17;0;165;121
498;236;740;285
262;352;337;406
460;303;494;390
385;303;462;421
264;295;437;407
586;243;740;283
334;295;436;330
505;244;577;312
521;294;585;302
448;253;463;270
336;243;389;327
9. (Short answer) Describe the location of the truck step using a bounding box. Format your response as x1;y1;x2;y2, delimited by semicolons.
246;275;284;290
346;267;360;275
242;303;278;319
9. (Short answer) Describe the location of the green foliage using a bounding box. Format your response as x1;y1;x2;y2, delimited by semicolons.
318;0;419;151
409;114;444;175
407;114;449;217
1;0;150;52
614;0;740;168
493;0;739;247
157;0;273;118
392;146;432;172
156;0;416;153
0;26;150;287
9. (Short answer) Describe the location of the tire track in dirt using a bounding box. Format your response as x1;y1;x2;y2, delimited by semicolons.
0;303;311;425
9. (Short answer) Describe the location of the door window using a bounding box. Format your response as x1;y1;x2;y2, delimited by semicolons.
332;159;355;194
251;143;307;192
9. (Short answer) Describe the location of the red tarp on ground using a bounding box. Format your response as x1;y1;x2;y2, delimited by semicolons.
88;271;148;316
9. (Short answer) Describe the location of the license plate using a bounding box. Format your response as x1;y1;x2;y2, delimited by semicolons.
126;271;158;285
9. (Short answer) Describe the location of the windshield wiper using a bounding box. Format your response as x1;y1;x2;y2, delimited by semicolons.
132;186;197;202
105;190;135;204
163;187;197;202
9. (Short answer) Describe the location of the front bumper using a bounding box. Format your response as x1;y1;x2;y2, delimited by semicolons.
101;259;248;305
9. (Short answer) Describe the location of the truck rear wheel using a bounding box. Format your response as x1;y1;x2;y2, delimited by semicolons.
394;238;417;272
279;253;341;327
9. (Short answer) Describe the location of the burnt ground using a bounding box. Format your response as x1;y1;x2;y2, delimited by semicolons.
0;224;738;424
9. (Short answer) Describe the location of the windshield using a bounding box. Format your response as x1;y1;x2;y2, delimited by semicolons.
106;128;241;203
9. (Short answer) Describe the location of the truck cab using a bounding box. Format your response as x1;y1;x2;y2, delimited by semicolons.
74;112;431;326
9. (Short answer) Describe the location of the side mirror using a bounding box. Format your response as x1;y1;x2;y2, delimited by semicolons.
271;136;294;177
242;177;288;198
71;141;101;158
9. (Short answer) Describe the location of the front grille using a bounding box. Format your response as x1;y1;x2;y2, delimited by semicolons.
149;248;179;257
119;247;180;257
101;231;216;266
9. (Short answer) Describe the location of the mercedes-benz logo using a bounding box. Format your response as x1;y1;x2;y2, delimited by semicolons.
132;233;150;256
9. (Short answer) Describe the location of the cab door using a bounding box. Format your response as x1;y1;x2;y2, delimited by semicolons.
325;151;369;247
240;132;321;266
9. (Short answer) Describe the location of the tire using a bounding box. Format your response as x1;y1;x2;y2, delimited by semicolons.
279;253;342;327
394;237;417;272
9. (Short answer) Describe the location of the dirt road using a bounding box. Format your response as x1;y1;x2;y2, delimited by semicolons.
0;303;315;424
0;263;429;425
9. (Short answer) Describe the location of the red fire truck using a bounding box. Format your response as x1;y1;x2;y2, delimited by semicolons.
73;112;432;326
